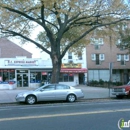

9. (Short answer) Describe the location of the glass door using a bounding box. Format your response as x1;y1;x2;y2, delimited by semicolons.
17;74;28;87
23;74;28;87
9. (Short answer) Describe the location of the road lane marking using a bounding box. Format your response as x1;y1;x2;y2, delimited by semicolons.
0;108;130;122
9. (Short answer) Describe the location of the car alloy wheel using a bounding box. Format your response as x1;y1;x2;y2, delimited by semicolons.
26;95;36;105
67;94;76;102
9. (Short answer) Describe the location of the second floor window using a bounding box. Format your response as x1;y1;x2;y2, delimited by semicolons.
78;52;82;60
117;54;129;65
96;54;100;65
68;52;72;59
91;53;105;65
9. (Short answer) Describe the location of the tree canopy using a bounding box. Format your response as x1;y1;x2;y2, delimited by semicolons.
116;22;130;52
0;0;130;83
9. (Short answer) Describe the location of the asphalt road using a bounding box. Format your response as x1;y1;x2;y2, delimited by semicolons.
0;100;130;130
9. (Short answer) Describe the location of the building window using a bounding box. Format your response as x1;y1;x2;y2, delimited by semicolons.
121;55;125;65
91;54;105;65
91;54;96;61
96;54;100;65
124;54;129;61
116;39;126;50
0;69;15;82
68;52;72;59
121;60;125;65
30;72;41;83
78;52;82;60
59;73;74;82
100;54;105;61
117;54;129;65
117;54;121;61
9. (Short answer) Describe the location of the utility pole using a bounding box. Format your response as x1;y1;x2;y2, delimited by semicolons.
109;62;113;97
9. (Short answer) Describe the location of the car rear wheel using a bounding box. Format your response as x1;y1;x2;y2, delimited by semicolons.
26;95;36;105
67;94;76;102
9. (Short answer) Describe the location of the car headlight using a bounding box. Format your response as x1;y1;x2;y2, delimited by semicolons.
122;88;125;92
16;93;24;97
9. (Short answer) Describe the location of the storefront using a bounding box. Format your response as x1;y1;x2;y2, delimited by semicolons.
0;58;52;89
0;58;87;89
59;63;87;86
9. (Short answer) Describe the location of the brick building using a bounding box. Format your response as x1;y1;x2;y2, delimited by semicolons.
86;36;130;84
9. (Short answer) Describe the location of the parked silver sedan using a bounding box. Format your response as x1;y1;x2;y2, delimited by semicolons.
15;84;84;105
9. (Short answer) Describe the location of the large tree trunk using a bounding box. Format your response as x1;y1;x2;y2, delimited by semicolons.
50;54;62;83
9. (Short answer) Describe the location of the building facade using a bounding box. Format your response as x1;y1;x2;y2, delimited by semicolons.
0;38;87;89
0;58;52;89
86;37;130;84
59;48;87;86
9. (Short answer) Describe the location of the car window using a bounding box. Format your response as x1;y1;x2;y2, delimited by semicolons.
43;85;55;91
56;85;70;90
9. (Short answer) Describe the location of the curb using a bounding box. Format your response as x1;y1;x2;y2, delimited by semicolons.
0;97;119;106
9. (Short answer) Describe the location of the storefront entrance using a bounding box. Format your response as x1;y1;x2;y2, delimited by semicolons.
17;70;29;87
17;74;28;87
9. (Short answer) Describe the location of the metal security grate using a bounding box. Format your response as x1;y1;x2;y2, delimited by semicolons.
114;88;124;92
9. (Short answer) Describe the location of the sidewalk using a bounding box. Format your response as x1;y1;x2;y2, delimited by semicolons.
0;85;115;104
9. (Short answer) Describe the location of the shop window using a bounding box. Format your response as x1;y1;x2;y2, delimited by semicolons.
0;69;15;82
59;74;64;82
9;71;15;80
59;73;74;82
64;74;69;82
30;72;41;83
3;71;9;81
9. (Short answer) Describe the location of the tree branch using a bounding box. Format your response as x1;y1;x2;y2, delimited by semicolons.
61;18;127;59
0;28;51;55
53;2;62;25
2;6;43;26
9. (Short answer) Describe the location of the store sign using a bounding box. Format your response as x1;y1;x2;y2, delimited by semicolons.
61;63;81;68
4;60;38;66
42;72;47;75
0;69;15;72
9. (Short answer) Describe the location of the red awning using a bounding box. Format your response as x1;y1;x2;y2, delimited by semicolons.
60;68;87;73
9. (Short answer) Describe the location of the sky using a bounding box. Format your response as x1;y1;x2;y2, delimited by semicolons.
10;38;41;58
21;43;50;59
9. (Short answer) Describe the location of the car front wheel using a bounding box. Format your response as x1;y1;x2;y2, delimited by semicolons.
26;95;36;105
67;94;76;102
